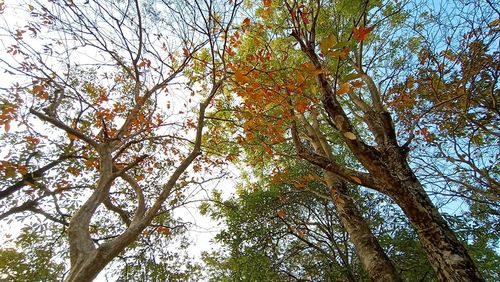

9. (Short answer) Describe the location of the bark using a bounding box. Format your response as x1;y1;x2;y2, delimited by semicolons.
392;177;483;281
325;172;402;282
63;80;222;282
289;34;484;280
298;113;401;282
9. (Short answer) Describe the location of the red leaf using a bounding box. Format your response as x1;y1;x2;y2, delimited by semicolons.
353;25;374;41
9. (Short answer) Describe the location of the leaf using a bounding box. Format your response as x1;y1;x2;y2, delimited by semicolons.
350;175;362;184
276;209;285;218
242;17;251;27
293;182;305;188
343;73;362;81
32;85;44;93
295;101;308;113
351;80;364;88
67;166;81;176
234;69;249;84
343;132;356;140
4;165;16;178
4;121;10;132
263;143;273;156
263;0;272;8
319;35;337;53
302;63;322;75
337;82;350;95
353;25;374;41
18;165;28;176
193;164;202;172
300;12;309;24
331;41;351;49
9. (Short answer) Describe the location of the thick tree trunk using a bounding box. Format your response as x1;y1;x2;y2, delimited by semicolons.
64;228;139;282
325;172;402;282
390;178;483;281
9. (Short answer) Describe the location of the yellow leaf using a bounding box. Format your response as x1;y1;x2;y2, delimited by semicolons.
337;82;350;95
343;132;356;140
319;35;337;54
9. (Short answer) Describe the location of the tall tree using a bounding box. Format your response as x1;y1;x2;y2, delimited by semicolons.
201;160;434;281
0;0;239;280
221;0;490;280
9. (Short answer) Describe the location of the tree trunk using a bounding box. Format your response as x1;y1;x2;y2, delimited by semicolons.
389;178;483;281
325;172;402;282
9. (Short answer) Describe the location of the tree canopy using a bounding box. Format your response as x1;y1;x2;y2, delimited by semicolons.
0;0;498;281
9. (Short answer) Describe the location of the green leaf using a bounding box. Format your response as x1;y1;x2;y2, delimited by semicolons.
319;35;337;53
343;73;362;81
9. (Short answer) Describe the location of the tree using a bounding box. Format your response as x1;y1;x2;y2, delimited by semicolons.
0;0;239;280
219;0;492;280
388;0;499;206
201;160;435;281
0;230;64;281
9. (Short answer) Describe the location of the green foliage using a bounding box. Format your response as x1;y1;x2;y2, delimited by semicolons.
0;231;64;281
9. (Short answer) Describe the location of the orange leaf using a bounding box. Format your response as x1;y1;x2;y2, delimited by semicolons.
242;18;251;27
350;175;362;184
263;0;272;8
193;164;202;172
353;25;374;41
300;12;309;24
33;85;44;93
293;182;306;188
4;121;10;133
337;82;350;95
25;136;40;145
277;209;285;218
234;69;249;84
295;101;308;113
18;165;28;176
351;80;364;88
263;143;273;156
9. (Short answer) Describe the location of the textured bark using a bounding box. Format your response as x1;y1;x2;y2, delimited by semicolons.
325;172;402;282
298;113;401;282
392;178;483;281
288;34;484;280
